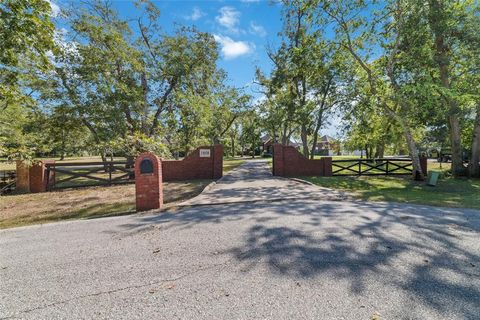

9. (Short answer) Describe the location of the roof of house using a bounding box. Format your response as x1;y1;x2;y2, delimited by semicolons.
320;135;336;142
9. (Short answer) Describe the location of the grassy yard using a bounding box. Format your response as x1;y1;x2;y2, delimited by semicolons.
302;170;480;210
0;180;211;229
223;158;245;172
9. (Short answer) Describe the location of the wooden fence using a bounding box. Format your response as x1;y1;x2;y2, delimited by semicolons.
331;158;414;176
0;171;16;195
45;161;134;190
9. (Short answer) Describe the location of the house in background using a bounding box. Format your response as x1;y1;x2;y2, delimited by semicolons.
261;135;301;155
261;135;275;154
312;135;339;156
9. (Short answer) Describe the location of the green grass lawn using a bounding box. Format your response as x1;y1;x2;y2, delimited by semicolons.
302;173;480;210
223;158;245;172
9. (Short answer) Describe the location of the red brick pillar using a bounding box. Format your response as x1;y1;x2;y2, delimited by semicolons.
30;160;55;193
213;144;223;179
323;157;333;176
16;161;30;193
273;144;284;176
16;160;55;193
135;153;163;212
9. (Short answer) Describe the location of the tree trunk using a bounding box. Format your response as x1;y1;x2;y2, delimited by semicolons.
469;104;480;177
301;123;309;158
231;136;235;158
100;152;108;173
310;109;324;160
404;127;424;180
429;0;463;177
282;124;288;145
385;106;424;180
449;115;465;176
375;142;385;158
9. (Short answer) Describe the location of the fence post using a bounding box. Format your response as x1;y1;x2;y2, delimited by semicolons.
420;156;428;176
108;162;112;185
323;157;332;176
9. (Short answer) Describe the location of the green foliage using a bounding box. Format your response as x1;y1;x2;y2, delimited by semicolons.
0;0;56;109
1;0;248;160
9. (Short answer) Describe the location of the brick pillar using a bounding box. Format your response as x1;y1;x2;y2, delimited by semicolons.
16;160;30;193
212;144;223;179
323;157;333;176
273;144;284;176
16;160;55;193
135;153;163;212
30;160;55;193
420;156;428;175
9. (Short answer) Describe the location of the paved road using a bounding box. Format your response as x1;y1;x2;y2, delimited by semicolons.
1;160;480;319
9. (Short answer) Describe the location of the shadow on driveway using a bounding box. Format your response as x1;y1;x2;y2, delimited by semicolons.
122;199;480;319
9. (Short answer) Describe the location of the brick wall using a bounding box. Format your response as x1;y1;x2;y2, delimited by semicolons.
273;144;332;177
162;145;223;181
273;143;428;179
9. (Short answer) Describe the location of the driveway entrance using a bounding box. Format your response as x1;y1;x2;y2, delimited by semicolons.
180;159;345;206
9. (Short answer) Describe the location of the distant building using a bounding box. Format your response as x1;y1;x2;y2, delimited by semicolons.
261;135;300;154
312;135;339;156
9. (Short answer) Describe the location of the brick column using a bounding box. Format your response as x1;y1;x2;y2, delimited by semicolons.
323;157;333;176
16;161;30;193
16;160;55;193
135;153;163;212
30;160;55;193
212;144;223;179
273;144;284;176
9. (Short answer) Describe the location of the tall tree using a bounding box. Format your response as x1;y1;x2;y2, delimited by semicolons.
0;0;56;110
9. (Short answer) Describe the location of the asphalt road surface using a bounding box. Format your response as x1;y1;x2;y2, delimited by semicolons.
1;160;479;319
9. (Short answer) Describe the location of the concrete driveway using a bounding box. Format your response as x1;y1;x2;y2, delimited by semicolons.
180;159;346;205
1;160;479;319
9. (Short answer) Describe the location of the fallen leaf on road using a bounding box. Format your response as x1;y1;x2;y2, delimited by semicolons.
153;249;160;254
371;312;381;320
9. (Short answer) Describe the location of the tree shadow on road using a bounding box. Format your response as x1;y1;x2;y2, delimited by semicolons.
119;199;480;319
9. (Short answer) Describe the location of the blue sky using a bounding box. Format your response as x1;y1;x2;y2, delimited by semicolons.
50;0;340;136
111;0;284;98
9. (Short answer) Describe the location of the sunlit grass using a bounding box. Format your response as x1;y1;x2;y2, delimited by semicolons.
223;158;246;172
303;174;480;210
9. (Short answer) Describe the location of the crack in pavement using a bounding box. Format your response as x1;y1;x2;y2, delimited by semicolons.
1;259;235;319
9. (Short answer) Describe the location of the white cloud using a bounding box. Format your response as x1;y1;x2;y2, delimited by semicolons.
185;7;205;21
215;6;242;34
46;0;60;17
249;21;267;37
213;35;253;60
